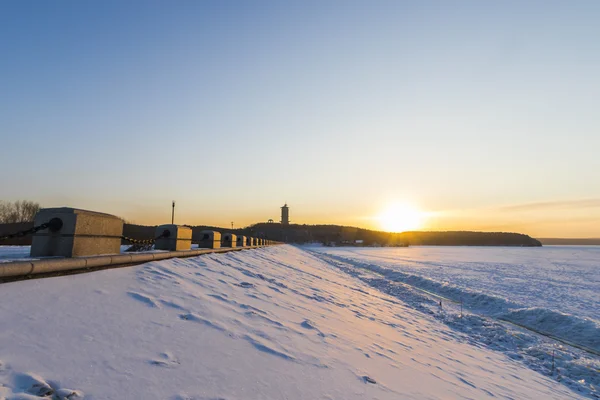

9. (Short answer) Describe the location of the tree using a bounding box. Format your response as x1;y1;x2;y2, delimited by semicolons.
0;200;41;223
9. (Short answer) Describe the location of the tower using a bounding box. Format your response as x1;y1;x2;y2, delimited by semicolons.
280;203;289;225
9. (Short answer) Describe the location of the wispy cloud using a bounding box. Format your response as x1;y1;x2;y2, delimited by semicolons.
499;199;600;212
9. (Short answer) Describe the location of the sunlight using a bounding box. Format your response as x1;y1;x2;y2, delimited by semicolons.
377;203;424;232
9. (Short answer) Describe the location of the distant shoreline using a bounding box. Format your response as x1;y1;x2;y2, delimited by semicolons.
537;238;600;246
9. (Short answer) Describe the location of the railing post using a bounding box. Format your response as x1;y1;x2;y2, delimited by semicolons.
155;224;192;251
30;207;123;258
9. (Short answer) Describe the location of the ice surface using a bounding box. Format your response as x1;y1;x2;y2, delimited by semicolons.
0;246;31;263
306;245;600;397
306;246;600;320
0;245;592;398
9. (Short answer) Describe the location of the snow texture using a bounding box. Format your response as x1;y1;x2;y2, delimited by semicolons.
306;245;600;397
0;245;594;399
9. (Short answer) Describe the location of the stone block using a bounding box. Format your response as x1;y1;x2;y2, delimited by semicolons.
155;224;192;251
221;233;237;248
196;230;221;249
31;207;123;258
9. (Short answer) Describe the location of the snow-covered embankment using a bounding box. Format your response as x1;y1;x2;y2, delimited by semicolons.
0;245;580;399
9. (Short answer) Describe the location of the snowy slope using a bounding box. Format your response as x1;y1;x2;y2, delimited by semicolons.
306;246;600;352
0;246;581;399
305;246;600;397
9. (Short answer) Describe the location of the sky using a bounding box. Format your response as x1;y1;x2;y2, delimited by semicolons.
1;1;599;238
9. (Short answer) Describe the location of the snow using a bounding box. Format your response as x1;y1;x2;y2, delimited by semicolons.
305;246;600;347
306;246;600;320
305;245;600;397
0;245;593;399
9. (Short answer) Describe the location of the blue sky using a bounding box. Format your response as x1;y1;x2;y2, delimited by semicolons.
1;1;599;237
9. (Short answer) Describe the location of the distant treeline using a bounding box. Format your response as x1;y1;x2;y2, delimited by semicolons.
0;200;40;224
0;221;542;247
397;231;542;247
238;223;542;247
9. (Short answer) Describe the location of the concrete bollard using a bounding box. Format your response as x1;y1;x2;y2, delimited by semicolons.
221;233;237;248
196;230;221;249
30;207;123;258
236;235;247;247
155;224;192;251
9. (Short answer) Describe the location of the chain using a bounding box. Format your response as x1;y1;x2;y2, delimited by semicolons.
121;236;155;252
0;219;62;242
120;236;156;245
122;230;170;252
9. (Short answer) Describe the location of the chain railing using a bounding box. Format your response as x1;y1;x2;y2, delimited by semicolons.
122;229;170;252
0;218;63;242
0;219;169;253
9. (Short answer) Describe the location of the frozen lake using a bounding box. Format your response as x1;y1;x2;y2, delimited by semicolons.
306;245;600;354
306;245;600;321
0;246;31;262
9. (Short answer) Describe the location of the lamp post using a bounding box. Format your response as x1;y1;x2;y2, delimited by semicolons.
172;201;175;224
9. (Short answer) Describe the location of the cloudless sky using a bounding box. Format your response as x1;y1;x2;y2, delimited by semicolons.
1;1;599;237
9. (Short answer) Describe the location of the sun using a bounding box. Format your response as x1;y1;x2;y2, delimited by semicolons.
377;203;424;233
